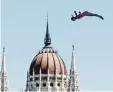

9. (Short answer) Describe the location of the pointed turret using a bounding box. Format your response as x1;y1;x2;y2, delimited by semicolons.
1;47;8;92
71;45;76;72
68;45;80;92
1;47;7;73
44;14;51;47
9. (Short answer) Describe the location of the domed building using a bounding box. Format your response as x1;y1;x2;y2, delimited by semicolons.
23;18;80;92
0;18;80;92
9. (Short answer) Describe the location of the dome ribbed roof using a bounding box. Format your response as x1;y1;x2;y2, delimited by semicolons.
29;47;67;75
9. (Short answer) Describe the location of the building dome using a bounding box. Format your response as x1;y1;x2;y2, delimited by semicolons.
25;17;80;92
29;19;67;76
29;46;67;75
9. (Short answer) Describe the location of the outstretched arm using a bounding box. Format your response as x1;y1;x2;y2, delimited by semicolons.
77;11;83;18
74;11;77;16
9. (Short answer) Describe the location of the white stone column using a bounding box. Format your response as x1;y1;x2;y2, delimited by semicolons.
32;68;35;91
47;68;50;92
39;68;41;91
61;69;64;92
55;69;57;91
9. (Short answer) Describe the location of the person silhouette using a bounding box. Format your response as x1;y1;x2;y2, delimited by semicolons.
71;11;104;21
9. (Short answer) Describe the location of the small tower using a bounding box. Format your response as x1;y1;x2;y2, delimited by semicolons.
1;47;8;92
68;45;80;92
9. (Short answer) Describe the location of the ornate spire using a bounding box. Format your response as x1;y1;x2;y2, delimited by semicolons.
1;47;8;92
68;45;80;92
44;14;51;47
71;45;76;71
1;47;6;73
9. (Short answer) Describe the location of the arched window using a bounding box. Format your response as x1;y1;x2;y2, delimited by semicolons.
43;83;46;87
57;83;60;87
50;82;53;87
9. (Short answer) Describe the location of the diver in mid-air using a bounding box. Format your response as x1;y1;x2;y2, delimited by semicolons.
71;11;104;21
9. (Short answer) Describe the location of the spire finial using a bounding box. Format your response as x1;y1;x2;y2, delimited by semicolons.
71;45;76;71
44;13;51;47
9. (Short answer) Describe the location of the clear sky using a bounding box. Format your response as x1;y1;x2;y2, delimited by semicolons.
1;0;113;91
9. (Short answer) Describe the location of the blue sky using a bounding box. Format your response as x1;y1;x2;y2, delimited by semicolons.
1;0;113;91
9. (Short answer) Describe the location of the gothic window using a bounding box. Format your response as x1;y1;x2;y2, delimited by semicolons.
57;83;60;87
